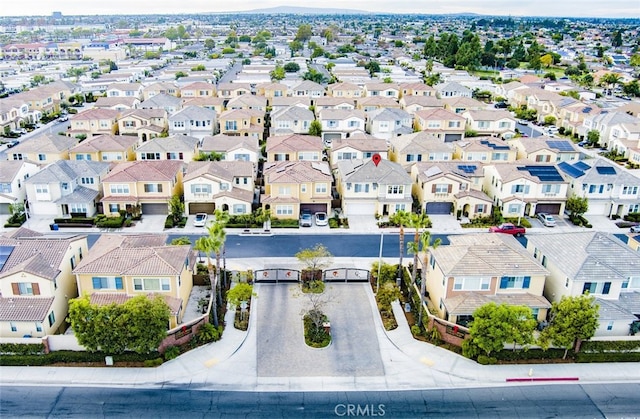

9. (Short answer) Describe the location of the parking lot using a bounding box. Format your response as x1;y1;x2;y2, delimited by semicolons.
255;283;384;377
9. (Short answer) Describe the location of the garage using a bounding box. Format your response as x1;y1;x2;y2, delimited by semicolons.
141;203;168;215
444;133;462;143
534;203;561;215
344;202;376;216
300;203;328;214
189;202;215;214
426;202;453;215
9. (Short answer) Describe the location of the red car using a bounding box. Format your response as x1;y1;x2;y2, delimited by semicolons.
489;223;526;236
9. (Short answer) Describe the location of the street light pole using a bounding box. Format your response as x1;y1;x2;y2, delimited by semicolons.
517;183;526;226
377;231;384;294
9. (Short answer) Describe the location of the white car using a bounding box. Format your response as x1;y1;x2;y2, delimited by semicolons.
536;213;556;227
193;213;208;227
315;212;328;226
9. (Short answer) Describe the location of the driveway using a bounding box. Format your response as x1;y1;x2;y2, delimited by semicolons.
255;283;383;377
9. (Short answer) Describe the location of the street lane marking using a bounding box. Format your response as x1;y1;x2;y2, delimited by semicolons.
420;357;435;366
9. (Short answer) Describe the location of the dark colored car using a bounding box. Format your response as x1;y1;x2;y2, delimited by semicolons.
489;223;526;236
6;139;19;148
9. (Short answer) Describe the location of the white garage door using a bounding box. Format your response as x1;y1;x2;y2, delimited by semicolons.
344;202;376;216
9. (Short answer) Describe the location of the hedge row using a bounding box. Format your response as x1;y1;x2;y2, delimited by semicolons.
580;340;640;353
0;350;161;366
0;343;45;355
493;348;572;361
54;217;95;225
576;352;640;363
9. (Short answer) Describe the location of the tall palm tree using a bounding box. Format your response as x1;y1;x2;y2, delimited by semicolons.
407;212;431;285
207;220;226;307
194;236;218;327
417;231;442;327
389;210;411;284
213;209;230;287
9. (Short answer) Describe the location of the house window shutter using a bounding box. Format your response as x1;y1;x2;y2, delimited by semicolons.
603;282;611;294
166;153;171;159
190;185;196;193
432;184;437;193
92;277;101;289
523;276;531;289
474;204;479;213
447;185;452;193
525;185;530;194
511;185;517;194
32;283;40;295
11;283;20;295
206;184;212;193
500;277;508;289
115;277;123;290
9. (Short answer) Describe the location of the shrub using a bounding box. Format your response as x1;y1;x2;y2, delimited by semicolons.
196;323;222;344
576;352;640;363
54;217;95;225
411;325;422;337
95;216;124;228
144;358;164;367
329;218;339;228
0;343;45;355
163;346;181;361
477;355;497;365
164;216;174;228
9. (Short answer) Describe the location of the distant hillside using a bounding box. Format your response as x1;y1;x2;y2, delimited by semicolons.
223;6;372;15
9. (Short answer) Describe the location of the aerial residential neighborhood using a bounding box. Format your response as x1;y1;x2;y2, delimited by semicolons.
0;3;639;416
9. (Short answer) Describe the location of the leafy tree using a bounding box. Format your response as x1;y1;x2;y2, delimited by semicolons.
295;24;313;42
406;213;431;285
600;73;623;94
283;62;300;73
204;38;216;50
540;54;554;68
191;64;206;72
376;282;401;314
565;196;588;218
539;295;600;359
308;119;322;137
295;243;333;272
175;71;188;80
68;294;170;354
364;61;381;76
289;40;303;55
170;236;191;245
176;25;188;40
389;210;411;283
270;65;285;81
416;231;441;327
194;235;218;327
168;194;184;224
226;283;256;308
164;27;178;41
455;34;482;70
544;115;557;126
302;68;327;84
611;30;623;48
586;129;600;146
622;80;640;97
465;303;536;357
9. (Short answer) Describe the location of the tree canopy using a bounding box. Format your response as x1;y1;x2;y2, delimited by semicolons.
295;243;333;271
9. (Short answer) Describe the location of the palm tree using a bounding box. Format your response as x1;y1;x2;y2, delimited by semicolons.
213;209;230;287
407;212;431;285
389;210;411;284
417;231;442;327
194;236;218;327
600;73;623;95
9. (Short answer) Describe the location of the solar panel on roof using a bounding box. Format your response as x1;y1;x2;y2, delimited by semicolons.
0;246;14;271
546;140;574;152
457;164;477;174
558;161;585;178
596;166;616;175
574;161;591;171
480;139;510;150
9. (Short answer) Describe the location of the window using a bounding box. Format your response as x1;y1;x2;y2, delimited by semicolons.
622;277;640;290
275;205;293;215
233;204;246;214
80;177;94;185
327;120;338;128
35;322;43;332
70;255;76;270
166;152;183;160
448;120;461;128
498;121;510;128
278;186;291;195
301;184;307;193
109;204;119;213
225;121;237;131
0;183;11;193
492;152;508;161
315;183;328;194
298;152;319;161
191;184;211;194
387;185;404;195
109;184;130;194
453;277;490;291
35;184;50;199
274;153;289;161
542;184;560;194
48;311;55;327
38;153;46;161
511;184;529;194
17;282;34;295
475;204;486;213
220;183;230;191
173;121;185;128
607;321;614;331
92;277;123;290
10;322;17;332
508;203;521;214
144;183;163;193
435;184;449;194
499;276;531;289
338;152;355;160
348;120;360;128
395;204;406;212
622;186;638;195
582;281;611;295
133;278;170;291
354;184;370;193
406;154;422;162
477;121;490;129
234;153;250;161
141;152;161;160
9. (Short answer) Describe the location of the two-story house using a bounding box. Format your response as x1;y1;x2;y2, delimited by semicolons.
411;161;491;218
168;106;217;139
434;81;472;98
184;161;255;215
362;82;400;99
426;233;550;326
526;232;640;337
200;134;260;167
179;81;216;99
356;97;401;112
218;108;265;140
335;158;412;217
269;106;315;136
413;108;466;143
399;95;444;116
398;82;436;98
388;131;454;172
291;80;326;102
314;97;356;113
262;161;333;218
453;138;517;163
226;95;267;111
329;134;388;168
558;158;640;217
93;96;140;111
0;161;40;215
365;107;413;141
266;134;324;163
462;109;517;139
8;133;78;164
117;108;167;143
72;234;194;328
68;108;119;139
510;137;580;163
100;160;183;217
136;135;199;162
0;229;88;337
139;94;183;114
105;82;144;100
68;134;138;163
25;160;110;217
318;108;366;145
142;82;180;100
484;163;570;217
583;111;640;149
327;82;362;99
441;97;486;114
256;82;289;105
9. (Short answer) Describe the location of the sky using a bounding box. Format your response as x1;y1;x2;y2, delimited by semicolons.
0;0;637;18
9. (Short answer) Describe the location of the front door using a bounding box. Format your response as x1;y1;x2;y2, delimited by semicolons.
61;204;69;216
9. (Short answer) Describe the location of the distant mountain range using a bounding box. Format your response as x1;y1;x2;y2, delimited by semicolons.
208;6;482;16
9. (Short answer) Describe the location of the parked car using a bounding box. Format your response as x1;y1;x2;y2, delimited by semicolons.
300;209;313;227
630;225;640;233
315;212;328;226
59;114;68;122
577;140;588;147
517;119;529;125
6;139;19;148
536;212;556;227
545;125;559;135
193;213;208;227
489;223;526;236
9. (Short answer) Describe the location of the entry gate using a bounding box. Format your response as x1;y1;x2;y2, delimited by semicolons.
254;269;301;283
323;268;370;283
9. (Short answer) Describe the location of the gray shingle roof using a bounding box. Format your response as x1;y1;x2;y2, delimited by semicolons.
25;160;110;184
0;297;54;321
337;158;411;185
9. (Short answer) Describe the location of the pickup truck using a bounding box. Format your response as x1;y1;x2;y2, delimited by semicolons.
488;223;526;236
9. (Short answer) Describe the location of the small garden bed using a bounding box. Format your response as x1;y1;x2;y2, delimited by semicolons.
303;311;331;348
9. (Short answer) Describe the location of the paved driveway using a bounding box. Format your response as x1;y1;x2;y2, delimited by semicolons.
256;283;383;377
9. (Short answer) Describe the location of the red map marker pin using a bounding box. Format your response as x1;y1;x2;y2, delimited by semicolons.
372;153;381;167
